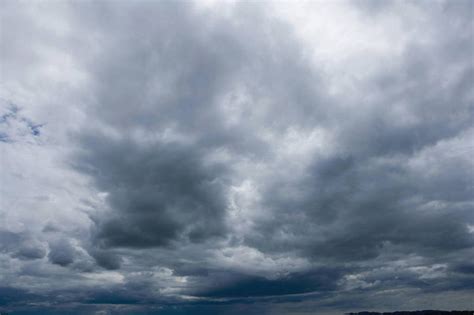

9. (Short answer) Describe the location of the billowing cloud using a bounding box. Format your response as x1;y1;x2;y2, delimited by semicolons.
48;239;76;267
1;0;473;314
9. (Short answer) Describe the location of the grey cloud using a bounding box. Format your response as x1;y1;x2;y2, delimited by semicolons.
70;0;474;306
12;243;46;261
1;0;473;313
193;267;346;298
0;286;43;307
42;222;61;233
76;134;230;248
88;248;122;270
71;1;326;251
245;0;474;263
0;230;46;261
73;1;326;144
0;101;43;143
231;2;474;307
48;239;76;267
252;146;473;263
0;230;22;254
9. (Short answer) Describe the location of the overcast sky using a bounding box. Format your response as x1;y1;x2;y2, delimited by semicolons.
1;0;473;314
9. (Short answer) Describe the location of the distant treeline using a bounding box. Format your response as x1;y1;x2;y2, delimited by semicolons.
347;311;474;315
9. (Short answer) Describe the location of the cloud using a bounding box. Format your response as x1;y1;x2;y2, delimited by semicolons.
194;267;344;298
48;239;76;267
75;134;230;248
13;243;47;261
88;249;122;270
0;0;473;313
0;101;44;143
0;230;46;261
69;1;327;252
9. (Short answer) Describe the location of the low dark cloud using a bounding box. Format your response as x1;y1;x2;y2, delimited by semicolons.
196;268;344;298
48;239;76;267
12;244;46;261
88;248;122;270
76;134;230;248
0;230;46;261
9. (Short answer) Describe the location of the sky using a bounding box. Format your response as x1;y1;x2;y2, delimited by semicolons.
0;0;473;314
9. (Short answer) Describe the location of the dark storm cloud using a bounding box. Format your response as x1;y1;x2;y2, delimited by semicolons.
48;239;76;267
0;230;21;253
76;133;230;248
0;287;41;306
1;0;473;313
12;244;46;260
0;230;46;261
88;248;122;270
70;0;473;306
74;0;324;134
252;150;473;260
71;1;326;252
246;0;474;263
195;268;344;298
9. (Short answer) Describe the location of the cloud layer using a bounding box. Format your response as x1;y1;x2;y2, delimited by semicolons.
1;0;473;314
